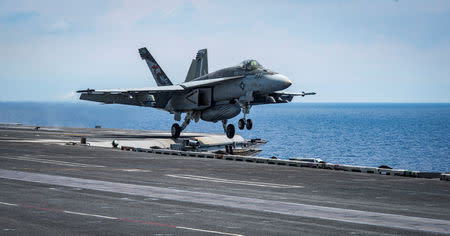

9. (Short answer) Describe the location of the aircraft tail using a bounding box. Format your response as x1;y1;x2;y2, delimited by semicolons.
139;47;173;86
185;49;208;82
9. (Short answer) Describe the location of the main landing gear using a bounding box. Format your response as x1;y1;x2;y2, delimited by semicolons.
170;106;253;139
222;120;235;139
223;101;253;139
171;123;181;139
171;112;194;139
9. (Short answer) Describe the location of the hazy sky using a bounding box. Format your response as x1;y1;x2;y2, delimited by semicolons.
1;0;449;102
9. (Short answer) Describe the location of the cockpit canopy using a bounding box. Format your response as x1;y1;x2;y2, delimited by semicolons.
239;59;263;71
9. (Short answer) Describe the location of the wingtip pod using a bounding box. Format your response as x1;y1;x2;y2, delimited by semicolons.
301;91;316;97
76;88;95;93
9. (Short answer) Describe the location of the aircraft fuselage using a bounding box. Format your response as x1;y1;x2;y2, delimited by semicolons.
77;48;314;139
167;65;292;115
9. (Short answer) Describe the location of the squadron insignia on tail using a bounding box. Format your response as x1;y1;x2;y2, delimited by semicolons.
139;47;173;86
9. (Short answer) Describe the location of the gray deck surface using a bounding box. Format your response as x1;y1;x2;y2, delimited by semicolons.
0;126;449;235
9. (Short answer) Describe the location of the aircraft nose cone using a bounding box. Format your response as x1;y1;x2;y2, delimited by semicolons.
261;74;292;92
275;74;292;90
284;77;292;88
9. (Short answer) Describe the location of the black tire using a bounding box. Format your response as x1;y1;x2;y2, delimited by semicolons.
238;119;245;130
226;124;235;139
171;123;181;139
246;119;253;130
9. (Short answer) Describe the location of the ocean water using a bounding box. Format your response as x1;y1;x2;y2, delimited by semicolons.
0;102;449;172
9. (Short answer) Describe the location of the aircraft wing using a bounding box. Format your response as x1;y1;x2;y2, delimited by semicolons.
76;89;157;106
252;91;316;105
77;85;184;94
181;75;243;89
76;85;184;106
77;75;244;106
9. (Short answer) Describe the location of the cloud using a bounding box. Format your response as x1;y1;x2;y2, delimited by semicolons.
47;21;69;32
0;11;37;24
97;0;186;29
0;0;449;102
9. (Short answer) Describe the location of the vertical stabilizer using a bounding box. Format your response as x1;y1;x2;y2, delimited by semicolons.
139;47;173;86
185;49;208;82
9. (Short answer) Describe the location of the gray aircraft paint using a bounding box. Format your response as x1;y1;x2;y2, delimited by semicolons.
185;49;208;82
201;103;241;122
77;47;314;138
139;48;172;86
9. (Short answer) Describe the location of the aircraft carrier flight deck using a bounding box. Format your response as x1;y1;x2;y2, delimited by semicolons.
0;125;449;235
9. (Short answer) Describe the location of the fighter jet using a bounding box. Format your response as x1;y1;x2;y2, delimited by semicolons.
77;47;315;139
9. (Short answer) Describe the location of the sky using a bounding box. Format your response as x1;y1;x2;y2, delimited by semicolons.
0;0;449;103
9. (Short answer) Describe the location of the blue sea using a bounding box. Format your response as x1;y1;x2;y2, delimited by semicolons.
0;102;449;172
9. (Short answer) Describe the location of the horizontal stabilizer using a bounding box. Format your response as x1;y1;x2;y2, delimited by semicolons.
79;91;155;107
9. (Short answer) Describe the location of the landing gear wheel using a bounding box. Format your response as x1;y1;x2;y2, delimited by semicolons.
246;119;253;130
226;124;235;139
238;119;245;130
171;123;181;139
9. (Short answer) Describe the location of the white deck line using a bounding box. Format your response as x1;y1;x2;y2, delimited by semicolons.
0;169;449;234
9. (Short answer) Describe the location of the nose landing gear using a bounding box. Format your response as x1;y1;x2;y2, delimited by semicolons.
238;118;253;130
238;119;245;130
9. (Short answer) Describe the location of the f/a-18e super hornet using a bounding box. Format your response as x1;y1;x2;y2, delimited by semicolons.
77;47;315;139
